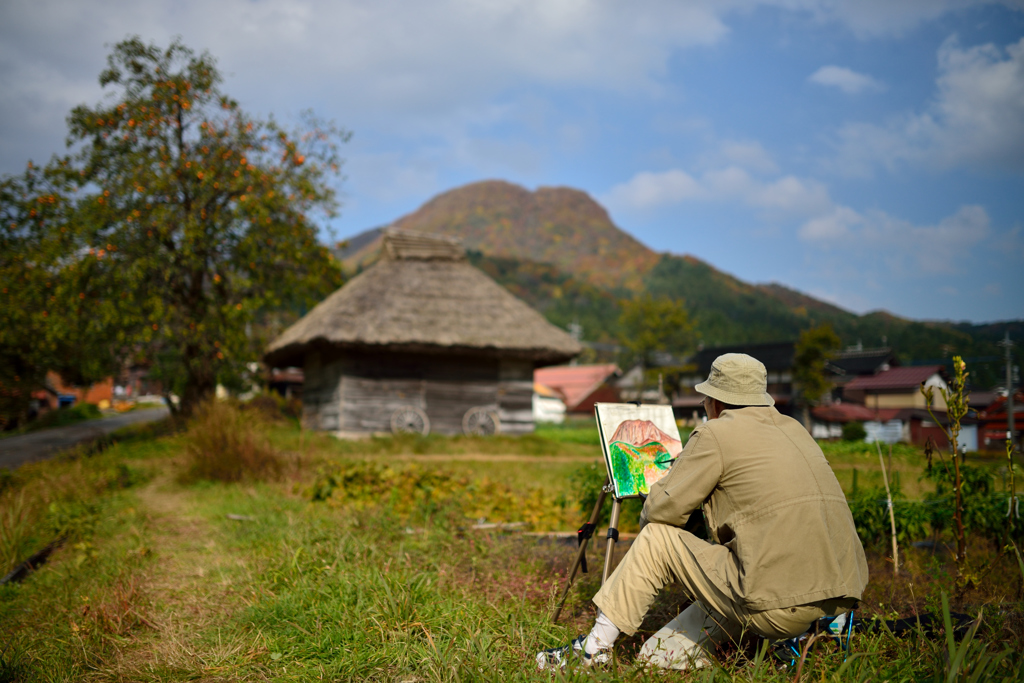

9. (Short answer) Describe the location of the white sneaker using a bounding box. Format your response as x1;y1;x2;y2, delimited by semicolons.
536;635;611;670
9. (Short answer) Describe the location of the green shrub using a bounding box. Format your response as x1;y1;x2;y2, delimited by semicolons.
181;399;281;483
924;463;1023;545
842;421;867;441
847;487;931;549
847;463;1024;549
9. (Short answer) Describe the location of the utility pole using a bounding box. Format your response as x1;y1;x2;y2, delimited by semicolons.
1000;331;1016;453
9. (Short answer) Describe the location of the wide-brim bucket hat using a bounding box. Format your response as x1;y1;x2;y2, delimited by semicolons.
695;353;775;406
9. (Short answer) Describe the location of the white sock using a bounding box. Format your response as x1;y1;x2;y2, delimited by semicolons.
585;611;621;655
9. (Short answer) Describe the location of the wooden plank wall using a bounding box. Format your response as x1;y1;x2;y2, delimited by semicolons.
424;380;497;434
498;359;534;435
301;351;345;431
340;377;427;432
303;349;539;435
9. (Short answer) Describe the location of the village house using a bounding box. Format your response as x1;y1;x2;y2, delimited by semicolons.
532;382;568;423
810;402;878;440
824;345;898;398
839;365;981;449
976;389;1024;451
533;363;621;415
264;230;580;436
842;364;948;411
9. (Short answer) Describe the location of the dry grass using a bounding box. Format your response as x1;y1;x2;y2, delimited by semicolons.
0;489;36;575
181;399;282;484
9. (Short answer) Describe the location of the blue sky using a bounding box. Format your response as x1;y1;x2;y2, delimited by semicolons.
2;0;1022;322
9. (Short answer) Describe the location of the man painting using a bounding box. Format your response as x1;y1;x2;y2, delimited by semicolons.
538;353;868;670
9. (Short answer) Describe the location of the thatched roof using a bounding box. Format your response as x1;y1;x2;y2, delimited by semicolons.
265;230;582;367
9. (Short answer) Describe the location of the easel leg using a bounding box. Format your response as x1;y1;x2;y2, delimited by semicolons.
602;498;622;584
551;481;609;622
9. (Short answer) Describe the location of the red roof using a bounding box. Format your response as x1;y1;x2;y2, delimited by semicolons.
977;390;1024;418
534;364;620;410
844;365;943;392
812;403;878;423
872;408;904;422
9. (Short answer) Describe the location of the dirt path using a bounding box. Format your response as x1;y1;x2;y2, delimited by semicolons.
99;479;261;681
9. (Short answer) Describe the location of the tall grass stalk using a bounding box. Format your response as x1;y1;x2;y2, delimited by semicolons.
922;356;970;573
1007;437;1019;547
875;440;899;576
0;490;34;575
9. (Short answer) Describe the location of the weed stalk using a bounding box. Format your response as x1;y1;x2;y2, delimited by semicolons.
922;356;969;575
875;440;899;576
1006;437;1019;549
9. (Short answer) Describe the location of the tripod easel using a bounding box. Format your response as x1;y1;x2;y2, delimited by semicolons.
551;476;625;622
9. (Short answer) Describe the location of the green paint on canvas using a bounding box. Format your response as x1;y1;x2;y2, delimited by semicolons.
608;440;674;496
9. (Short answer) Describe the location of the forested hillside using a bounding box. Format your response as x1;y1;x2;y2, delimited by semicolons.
338;180;1022;387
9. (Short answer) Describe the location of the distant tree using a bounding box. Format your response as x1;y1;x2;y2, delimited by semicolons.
618;294;695;368
794;323;841;429
1;37;347;419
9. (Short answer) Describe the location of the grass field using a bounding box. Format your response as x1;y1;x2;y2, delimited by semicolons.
1;406;1022;682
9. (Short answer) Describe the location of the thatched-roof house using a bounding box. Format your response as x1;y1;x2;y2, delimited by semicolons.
265;230;581;435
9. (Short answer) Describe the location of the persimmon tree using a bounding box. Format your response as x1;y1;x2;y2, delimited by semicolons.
1;37;347;419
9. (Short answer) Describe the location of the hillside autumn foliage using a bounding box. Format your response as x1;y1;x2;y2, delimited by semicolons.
346;180;660;290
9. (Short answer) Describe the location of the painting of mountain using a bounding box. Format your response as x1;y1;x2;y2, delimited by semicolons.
609;419;683;457
595;404;682;498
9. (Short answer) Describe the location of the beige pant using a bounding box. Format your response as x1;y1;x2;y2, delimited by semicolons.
593;523;850;670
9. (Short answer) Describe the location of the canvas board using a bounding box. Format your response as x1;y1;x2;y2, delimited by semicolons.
594;403;683;498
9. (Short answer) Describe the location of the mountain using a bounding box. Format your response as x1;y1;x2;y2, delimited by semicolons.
337;180;1021;387
609;419;684;457
340;180;658;289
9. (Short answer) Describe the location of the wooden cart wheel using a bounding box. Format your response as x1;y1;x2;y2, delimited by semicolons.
391;406;430;436
463;406;500;436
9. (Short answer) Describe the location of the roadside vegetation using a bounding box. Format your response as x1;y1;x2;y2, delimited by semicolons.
0;403;104;440
1;400;1022;682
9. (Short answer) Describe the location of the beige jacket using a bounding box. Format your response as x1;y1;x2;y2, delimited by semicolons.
640;406;868;611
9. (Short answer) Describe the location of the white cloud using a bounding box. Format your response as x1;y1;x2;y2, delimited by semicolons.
0;0;734;176
604;163;831;216
2;0;1018;172
805;0;1008;38
798;204;991;273
809;65;883;94
932;35;1024;168
347;151;440;204
799;205;862;240
702;140;779;174
604;169;704;209
832;35;1024;174
0;0;730;118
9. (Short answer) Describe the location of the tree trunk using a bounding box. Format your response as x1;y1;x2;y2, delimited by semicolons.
179;374;216;419
178;349;217;419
